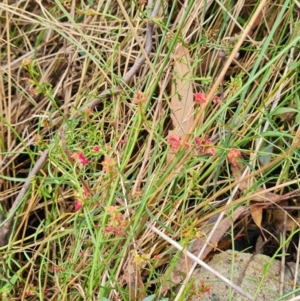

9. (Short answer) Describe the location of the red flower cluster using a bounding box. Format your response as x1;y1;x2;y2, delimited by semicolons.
93;145;100;152
24;283;36;297
119;139;126;146
83;187;90;200
194;92;220;104
102;157;115;174
74;200;83;211
153;254;161;260
133;91;147;105
103;226;124;236
103;206;126;237
194;92;206;104
166;134;191;151
213;95;220;103
227;147;241;166
195;279;211;298
53;266;61;273
78;152;89;165
71;152;89;166
195;137;215;156
167;134;181;151
74;187;91;212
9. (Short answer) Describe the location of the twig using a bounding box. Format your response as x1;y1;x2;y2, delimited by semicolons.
0;150;49;246
87;0;160;109
123;0;160;83
1;35;60;71
280;212;287;297
293;236;300;298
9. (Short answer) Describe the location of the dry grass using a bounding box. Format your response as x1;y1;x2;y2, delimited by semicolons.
1;0;300;300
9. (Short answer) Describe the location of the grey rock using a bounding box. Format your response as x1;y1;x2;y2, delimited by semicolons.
190;250;300;301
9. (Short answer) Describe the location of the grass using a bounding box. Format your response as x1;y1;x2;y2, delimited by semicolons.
1;0;300;300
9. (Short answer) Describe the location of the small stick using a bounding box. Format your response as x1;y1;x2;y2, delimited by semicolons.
0;150;49;246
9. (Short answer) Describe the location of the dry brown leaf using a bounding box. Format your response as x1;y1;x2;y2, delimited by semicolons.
231;163;300;235
249;204;267;240
170;44;194;136
167;44;194;164
250;204;263;228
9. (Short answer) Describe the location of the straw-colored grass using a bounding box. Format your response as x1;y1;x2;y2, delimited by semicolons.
1;0;300;300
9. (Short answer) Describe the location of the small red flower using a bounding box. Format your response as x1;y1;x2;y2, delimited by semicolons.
213;95;220;103
133;91;147;105
54;266;61;273
29;84;38;96
138;0;147;7
227;148;241;166
103;226;124;236
22;58;32;68
71;152;89;165
167;134;181;151
119;139;126;145
102;157;115;174
104;206;126;236
78;152;89;165
183;141;191;149
166;32;173;40
85;108;93;116
205;147;215;156
93;145;100;152
194;92;206;104
83;187;90;200
74;200;83;211
24;284;36;297
33;134;43;146
195;137;215;156
196;279;211;297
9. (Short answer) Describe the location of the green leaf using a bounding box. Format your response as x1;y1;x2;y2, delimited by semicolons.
257;131;292;138
258;144;274;166
271;107;298;116
0;266;26;293
288;61;300;70
142;295;157;301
